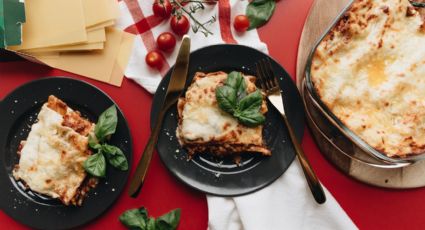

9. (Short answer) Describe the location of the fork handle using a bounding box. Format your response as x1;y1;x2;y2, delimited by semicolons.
281;114;326;204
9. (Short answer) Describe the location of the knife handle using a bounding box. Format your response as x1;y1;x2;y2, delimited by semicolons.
128;111;164;197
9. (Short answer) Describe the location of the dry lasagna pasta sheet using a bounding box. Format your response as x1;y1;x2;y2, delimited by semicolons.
6;0;133;87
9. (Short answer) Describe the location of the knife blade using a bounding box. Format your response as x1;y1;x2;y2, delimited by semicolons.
128;35;191;197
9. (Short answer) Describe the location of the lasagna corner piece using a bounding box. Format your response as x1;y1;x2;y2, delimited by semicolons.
13;95;98;206
176;71;271;158
310;0;425;157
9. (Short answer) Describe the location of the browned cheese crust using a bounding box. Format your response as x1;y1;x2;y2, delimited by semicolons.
176;71;271;158
310;0;425;157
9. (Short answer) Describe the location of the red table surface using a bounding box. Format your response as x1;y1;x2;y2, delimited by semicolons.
2;1;425;229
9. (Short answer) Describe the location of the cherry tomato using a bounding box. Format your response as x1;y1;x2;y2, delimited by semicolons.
145;51;164;69
233;15;250;32
152;0;172;18
157;32;177;52
170;15;190;36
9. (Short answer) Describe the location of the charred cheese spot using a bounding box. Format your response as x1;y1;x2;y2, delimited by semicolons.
406;6;416;17
47;95;67;116
61;150;67;159
223;122;231;131
62;112;92;136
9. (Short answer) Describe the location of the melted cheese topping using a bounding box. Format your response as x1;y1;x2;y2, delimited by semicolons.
311;0;425;157
13;96;94;204
176;72;270;156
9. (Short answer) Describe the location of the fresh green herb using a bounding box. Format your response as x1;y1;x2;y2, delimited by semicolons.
84;152;106;177
119;208;148;229
147;218;156;230
119;207;181;230
171;0;217;37
102;144;129;171
246;0;276;30
216;71;265;127
156;208;181;230
94;105;118;142
88;134;101;150
238;89;263;112
409;1;425;8
226;71;247;100
216;86;237;114
83;105;129;177
234;108;266;127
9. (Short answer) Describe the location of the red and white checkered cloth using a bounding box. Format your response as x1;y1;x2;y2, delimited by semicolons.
115;1;356;230
115;0;268;93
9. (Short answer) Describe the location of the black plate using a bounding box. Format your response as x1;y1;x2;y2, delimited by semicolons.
0;77;132;229
151;44;305;196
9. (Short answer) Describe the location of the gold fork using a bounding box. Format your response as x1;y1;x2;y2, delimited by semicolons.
256;59;326;204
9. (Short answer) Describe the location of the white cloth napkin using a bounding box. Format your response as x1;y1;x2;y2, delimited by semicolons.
116;1;357;229
116;0;267;93
207;160;357;230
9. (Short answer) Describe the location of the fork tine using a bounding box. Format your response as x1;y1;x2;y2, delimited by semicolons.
266;59;279;88
262;59;276;88
257;61;269;91
258;60;270;90
256;63;267;90
260;59;273;89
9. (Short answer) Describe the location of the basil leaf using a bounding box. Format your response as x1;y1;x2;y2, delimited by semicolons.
226;71;246;99
215;72;266;127
216;71;247;115
216;85;237;114
246;0;276;30
101;144;129;171
88;134;101;150
238;90;263;112
146;218;156;230
119;208;148;229
83;152;106;177
95;105;118;142
156;209;181;230
235;110;266;127
235;90;265;127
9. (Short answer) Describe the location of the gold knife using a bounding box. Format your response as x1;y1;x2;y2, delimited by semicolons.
128;35;191;197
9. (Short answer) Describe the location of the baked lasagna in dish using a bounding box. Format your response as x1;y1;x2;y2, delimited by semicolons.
310;0;425;157
176;71;271;158
13;95;98;205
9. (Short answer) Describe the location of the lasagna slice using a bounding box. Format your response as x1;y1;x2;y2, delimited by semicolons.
13;95;97;206
176;72;271;158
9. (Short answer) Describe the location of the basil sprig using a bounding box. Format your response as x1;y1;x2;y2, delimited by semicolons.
119;207;181;230
84;106;128;177
216;71;265;127
83;152;106;177
94;105;118;142
246;0;276;30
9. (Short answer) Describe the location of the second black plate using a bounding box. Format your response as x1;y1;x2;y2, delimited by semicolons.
151;44;305;196
0;77;132;229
